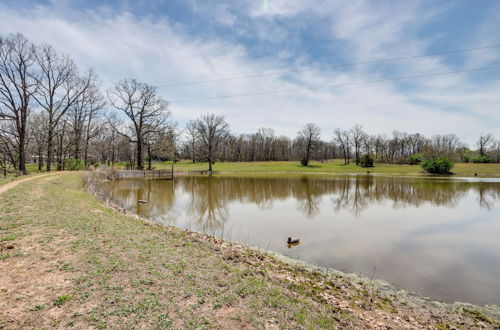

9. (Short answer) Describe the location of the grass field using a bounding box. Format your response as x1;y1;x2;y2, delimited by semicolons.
2;161;499;187
1;173;498;328
139;160;500;176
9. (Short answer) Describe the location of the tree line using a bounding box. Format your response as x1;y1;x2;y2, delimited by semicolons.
180;124;500;168
1;33;499;177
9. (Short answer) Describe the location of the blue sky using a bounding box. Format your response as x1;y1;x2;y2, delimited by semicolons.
1;0;499;144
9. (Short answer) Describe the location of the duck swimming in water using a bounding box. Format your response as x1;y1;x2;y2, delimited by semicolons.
287;237;300;244
138;200;148;204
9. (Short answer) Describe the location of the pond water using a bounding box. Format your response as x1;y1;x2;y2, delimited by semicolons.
102;175;500;306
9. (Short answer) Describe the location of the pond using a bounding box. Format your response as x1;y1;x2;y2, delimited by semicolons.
102;175;500;306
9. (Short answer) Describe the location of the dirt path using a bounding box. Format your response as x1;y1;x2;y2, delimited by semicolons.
0;172;62;195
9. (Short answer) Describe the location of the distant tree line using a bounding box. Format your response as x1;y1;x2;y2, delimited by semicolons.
179;123;500;167
1;33;499;177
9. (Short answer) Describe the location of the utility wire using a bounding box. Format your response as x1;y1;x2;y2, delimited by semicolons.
158;44;500;87
170;65;500;103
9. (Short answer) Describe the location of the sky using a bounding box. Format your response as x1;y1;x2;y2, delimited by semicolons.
1;0;499;144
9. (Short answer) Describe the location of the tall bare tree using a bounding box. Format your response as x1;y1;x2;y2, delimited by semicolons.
107;78;170;170
297;123;321;166
33;44;90;171
185;120;198;163
69;74;104;159
334;128;351;164
0;33;37;175
29;111;48;170
350;124;366;165
194;113;229;172
477;133;494;156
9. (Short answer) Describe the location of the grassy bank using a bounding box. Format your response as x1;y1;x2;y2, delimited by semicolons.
1;173;499;328
137;160;500;177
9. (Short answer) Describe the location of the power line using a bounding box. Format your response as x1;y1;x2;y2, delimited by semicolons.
170;65;500;103
158;44;500;87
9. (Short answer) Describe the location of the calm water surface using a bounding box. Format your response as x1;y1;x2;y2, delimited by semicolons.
103;175;500;306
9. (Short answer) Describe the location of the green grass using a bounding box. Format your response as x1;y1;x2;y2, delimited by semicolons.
0;173;496;328
123;160;500;176
0;173;346;328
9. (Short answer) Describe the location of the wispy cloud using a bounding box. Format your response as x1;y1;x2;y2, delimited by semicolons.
0;0;499;144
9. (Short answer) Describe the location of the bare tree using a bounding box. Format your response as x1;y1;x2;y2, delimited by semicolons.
334;128;351;164
297;123;321;166
0;33;37;175
33;44;90;171
67;72;105;164
107;78;170;170
477;133;494;156
185;120;198;163
29;111;48;170
350;124;366;165
194;113;229;172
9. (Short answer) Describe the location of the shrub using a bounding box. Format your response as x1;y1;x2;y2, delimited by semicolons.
421;158;454;174
358;154;374;168
64;158;85;171
407;153;423;165
300;158;309;166
471;155;491;163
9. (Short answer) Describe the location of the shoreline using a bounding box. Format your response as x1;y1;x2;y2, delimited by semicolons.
93;173;500;323
173;170;500;179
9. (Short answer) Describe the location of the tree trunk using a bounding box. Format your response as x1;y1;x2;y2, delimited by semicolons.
83;142;89;168
208;145;213;172
46;130;53;172
18;139;26;175
38;152;43;171
137;140;143;170
74;137;81;160
147;145;152;170
2;154;7;179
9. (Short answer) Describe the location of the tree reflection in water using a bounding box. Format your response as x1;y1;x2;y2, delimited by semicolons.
104;175;500;232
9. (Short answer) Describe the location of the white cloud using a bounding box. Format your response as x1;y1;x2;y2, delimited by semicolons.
0;1;499;145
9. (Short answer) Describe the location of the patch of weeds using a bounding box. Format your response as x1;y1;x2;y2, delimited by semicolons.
164;261;185;275
138;278;155;286
374;296;397;313
186;318;211;329
30;304;45;311
72;312;83;318
136;296;162;313
294;307;307;325
462;308;496;324
234;277;267;297
54;294;72;306
214;293;237;307
264;288;286;308
156;313;172;328
0;223;20;231
58;262;74;271
0;253;11;260
0;234;19;242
